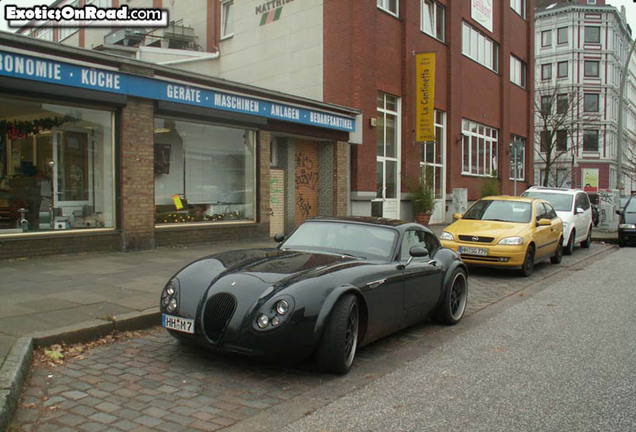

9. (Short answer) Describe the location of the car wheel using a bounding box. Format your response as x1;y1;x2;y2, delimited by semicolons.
619;238;626;248
564;230;575;255
436;268;468;325
580;226;592;248
550;237;563;264
315;294;359;374
520;245;535;277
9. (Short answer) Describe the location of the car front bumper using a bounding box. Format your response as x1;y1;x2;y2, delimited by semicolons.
440;240;527;267
618;228;636;245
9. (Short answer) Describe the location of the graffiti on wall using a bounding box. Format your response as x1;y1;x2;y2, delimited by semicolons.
294;146;319;226
295;153;318;190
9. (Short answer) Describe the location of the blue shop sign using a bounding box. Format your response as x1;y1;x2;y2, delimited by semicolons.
0;50;355;132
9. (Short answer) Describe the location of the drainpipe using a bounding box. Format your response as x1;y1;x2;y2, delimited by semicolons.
158;52;220;66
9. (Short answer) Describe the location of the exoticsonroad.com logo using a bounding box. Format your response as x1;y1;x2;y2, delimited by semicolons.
4;3;169;28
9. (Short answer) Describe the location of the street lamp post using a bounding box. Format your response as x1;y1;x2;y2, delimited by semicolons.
616;35;636;193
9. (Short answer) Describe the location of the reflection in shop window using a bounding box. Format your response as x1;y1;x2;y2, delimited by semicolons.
154;118;255;225
0;96;115;234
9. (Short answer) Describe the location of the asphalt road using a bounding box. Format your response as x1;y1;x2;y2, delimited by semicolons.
284;247;636;432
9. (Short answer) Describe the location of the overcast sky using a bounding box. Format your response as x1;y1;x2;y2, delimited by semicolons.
0;1;635;42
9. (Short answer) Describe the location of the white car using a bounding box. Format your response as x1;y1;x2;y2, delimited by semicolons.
521;187;593;255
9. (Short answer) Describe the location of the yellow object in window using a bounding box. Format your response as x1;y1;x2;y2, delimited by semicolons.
172;194;184;210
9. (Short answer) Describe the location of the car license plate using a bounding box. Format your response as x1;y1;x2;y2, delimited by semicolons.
162;314;194;334
459;246;488;256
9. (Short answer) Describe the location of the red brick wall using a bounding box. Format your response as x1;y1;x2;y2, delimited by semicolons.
120;98;155;250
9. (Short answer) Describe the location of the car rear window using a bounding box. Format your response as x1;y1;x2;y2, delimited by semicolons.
522;191;573;212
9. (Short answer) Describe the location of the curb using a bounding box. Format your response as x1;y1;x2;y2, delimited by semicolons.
0;309;160;431
0;337;33;432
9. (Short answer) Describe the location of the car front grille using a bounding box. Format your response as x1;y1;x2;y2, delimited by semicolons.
458;235;495;243
203;293;237;343
460;254;501;262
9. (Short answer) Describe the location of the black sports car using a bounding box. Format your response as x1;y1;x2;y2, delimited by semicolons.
160;217;468;374
616;195;636;247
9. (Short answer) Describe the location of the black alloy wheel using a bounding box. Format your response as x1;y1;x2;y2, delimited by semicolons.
551;237;563;264
520;245;535;277
436;269;468;325
316;294;359;374
564;230;575;255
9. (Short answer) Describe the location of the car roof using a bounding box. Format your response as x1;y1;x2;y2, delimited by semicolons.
480;195;536;203
523;186;585;195
303;216;429;234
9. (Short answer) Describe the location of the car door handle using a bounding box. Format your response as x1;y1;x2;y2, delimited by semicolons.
428;260;437;266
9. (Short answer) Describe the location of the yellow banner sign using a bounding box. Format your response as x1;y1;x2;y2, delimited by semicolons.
416;53;436;142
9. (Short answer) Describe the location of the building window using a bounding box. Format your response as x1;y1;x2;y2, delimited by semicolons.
584;93;600;112
58;26;78;41
585;26;600;44
377;0;398;17
542;63;552;80
541;30;552;47
556;130;567;151
153;118;255;225
583;130;599;152
421;0;445;42
557;27;568;44
32;27;53;41
541;96;552;116
376;92;400;201
510;135;526;181
221;0;233;39
421;111;446;199
462;22;499;73
510;55;527;88
584;60;600;77
510;0;525;19
557;94;568;114
461;119;498;177
557;61;568;78
0;96;115;233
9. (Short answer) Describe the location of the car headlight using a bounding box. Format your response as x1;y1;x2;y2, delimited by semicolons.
498;236;525;245
254;295;295;331
161;278;180;313
619;223;636;229
439;231;454;241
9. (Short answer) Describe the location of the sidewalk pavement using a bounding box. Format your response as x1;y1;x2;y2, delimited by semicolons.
0;224;619;430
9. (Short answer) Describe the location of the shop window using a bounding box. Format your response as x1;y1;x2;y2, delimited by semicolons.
421;1;445;42
221;0;234;39
461;119;498;177
154;118;255;225
0;96;115;234
376;92;400;200
420;110;446;199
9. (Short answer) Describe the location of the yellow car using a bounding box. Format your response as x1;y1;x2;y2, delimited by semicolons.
439;196;564;277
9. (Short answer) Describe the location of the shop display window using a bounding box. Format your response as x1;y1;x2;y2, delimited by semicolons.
154;118;255;225
0;96;115;234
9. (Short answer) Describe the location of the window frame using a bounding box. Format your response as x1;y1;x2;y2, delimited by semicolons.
583;130;599;152
510;55;527;88
556;94;568;114
510;0;525;19
462;22;500;73
509;135;526;181
541;63;552;80
557;61;568;78
421;0;445;42
557;27;568;45
461;119;498;178
220;0;234;40
584;26;601;44
584;60;600;78
377;0;399;17
584;93;600;112
541;30;552;47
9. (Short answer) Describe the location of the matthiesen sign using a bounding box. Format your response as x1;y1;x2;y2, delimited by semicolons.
0;49;355;133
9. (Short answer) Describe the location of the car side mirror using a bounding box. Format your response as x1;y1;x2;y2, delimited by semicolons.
274;233;285;243
453;213;462;220
537;218;552;227
409;246;429;257
575;207;584;215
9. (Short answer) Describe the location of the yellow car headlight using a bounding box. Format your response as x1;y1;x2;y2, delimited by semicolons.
498;236;524;245
439;231;454;241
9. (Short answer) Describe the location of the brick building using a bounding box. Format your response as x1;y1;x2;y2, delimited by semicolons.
0;32;358;259
534;0;636;194
16;0;536;224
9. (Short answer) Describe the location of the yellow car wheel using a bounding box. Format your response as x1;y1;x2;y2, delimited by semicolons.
520;245;535;277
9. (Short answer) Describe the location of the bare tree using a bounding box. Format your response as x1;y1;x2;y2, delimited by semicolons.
534;81;594;188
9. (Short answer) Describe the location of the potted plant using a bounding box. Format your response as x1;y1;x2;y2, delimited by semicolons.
411;170;436;225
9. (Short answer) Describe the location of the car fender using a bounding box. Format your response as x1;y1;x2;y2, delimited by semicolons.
312;285;368;347
436;257;468;307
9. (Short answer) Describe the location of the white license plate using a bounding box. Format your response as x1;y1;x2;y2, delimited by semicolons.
162;314;195;334
459;246;488;256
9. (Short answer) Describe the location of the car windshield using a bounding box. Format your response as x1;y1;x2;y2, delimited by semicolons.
521;191;573;212
626;198;636;213
463;200;532;223
281;221;398;260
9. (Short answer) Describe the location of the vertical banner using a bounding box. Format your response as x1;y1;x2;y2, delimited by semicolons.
415;52;436;143
582;168;599;193
471;0;493;33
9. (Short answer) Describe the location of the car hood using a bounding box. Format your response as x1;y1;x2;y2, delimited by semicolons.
446;219;529;240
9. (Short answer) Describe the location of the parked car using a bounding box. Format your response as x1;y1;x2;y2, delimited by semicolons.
521;187;593;255
616;195;636;247
160;217;468;374
439;196;563;277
